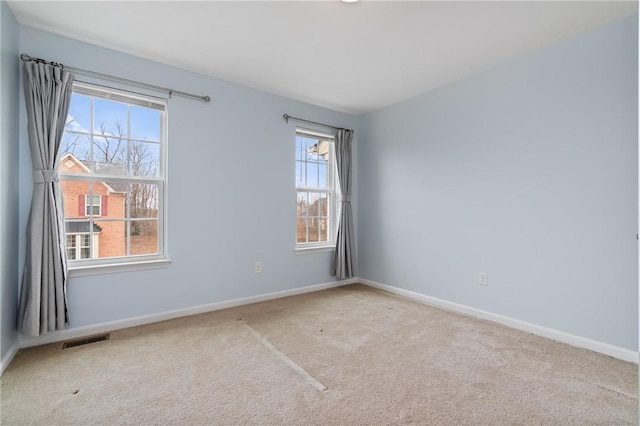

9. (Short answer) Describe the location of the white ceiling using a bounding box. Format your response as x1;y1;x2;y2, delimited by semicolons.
7;1;638;115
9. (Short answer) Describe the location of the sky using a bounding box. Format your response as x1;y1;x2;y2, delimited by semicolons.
63;93;162;178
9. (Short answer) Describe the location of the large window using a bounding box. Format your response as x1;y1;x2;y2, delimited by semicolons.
59;82;167;272
295;128;338;251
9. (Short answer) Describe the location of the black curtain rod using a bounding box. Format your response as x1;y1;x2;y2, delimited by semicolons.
20;53;211;103
283;114;352;133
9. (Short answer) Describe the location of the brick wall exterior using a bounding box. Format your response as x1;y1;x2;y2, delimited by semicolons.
60;155;126;258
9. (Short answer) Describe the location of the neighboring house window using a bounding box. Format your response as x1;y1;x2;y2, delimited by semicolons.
59;82;167;272
66;233;92;260
85;194;102;216
295;128;338;251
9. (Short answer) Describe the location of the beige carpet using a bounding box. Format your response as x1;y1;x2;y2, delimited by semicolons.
1;284;637;425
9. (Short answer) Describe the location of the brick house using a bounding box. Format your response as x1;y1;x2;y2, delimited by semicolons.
59;153;126;260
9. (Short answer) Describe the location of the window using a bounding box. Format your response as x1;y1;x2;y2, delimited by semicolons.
59;82;167;273
295;128;338;251
85;194;101;216
66;234;92;260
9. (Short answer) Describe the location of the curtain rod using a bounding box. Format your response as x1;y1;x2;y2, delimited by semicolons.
20;53;211;103
283;113;352;132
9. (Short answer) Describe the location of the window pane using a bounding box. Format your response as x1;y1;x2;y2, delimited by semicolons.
318;218;328;242
104;182;127;219
306;162;319;188
296;218;308;244
131;220;158;255
61;179;87;219
93;137;126;175
130;142;160;178
308;193;327;216
308;218;320;243
130;184;159;218
65;94;91;133
318;163;328;189
94;99;127;135
60;132;91;163
130;106;161;141
94;220;126;258
296;192;307;216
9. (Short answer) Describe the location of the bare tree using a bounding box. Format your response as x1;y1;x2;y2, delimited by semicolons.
61;115;88;159
94;121;126;165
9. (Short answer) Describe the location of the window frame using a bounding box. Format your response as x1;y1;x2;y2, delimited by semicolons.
295;127;339;253
60;82;170;276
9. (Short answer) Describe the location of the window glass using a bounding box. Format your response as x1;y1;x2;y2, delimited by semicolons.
59;82;167;268
295;129;336;248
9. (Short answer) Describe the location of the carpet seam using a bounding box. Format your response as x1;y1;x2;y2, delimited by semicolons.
239;320;328;393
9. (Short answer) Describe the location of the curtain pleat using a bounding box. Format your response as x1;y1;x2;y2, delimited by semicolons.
18;61;74;337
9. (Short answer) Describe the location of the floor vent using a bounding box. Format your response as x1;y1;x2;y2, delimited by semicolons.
62;334;110;349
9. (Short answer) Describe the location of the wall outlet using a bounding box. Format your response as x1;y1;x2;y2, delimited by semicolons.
255;261;262;274
479;272;488;286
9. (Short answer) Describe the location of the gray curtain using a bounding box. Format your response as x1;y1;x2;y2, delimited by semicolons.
332;129;355;279
18;60;74;337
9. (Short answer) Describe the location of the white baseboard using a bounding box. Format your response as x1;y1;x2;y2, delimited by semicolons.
19;278;358;349
15;276;636;365
359;278;639;364
1;340;20;376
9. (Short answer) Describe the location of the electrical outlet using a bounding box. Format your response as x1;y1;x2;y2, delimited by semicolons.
479;272;488;286
255;261;262;274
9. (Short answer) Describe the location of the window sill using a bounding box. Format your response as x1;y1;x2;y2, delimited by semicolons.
68;258;171;277
295;245;334;255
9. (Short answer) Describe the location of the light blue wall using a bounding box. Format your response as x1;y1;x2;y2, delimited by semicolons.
18;27;358;330
0;0;20;361
358;16;638;350
11;14;639;353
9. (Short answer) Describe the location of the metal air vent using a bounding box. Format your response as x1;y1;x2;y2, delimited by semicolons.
62;334;110;349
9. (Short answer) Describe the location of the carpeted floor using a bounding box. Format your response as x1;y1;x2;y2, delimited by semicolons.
1;284;637;425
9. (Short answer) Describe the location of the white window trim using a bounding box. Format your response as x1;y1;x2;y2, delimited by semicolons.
61;81;169;274
295;127;340;253
68;258;171;277
295;245;335;255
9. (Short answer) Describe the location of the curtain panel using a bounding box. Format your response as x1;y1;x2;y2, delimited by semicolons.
18;60;74;337
332;129;355;279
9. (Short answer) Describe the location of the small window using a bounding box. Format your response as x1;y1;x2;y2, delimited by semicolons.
59;82;168;272
85;194;101;217
295;128;338;251
66;233;92;260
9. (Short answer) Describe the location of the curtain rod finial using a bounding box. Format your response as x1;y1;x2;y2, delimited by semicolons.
203;96;211;102
20;53;32;61
283;113;290;123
